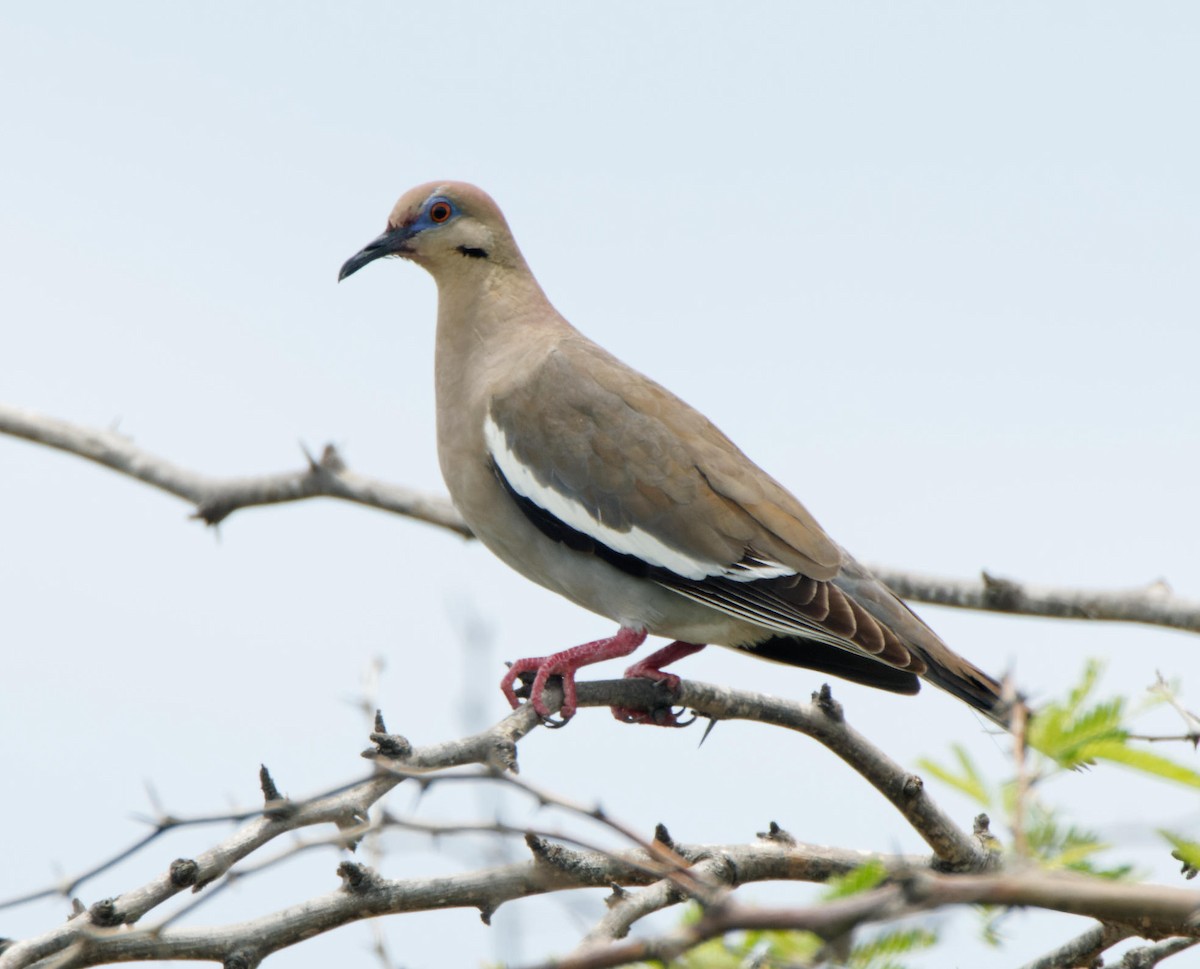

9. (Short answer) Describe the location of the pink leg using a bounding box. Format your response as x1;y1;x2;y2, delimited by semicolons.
613;641;706;726
500;627;647;721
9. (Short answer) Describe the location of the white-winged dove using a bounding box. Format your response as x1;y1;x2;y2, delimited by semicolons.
340;182;1013;728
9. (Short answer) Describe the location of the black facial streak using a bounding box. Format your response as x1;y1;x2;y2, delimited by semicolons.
457;246;489;259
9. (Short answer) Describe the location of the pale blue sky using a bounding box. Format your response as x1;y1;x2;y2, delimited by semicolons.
3;4;1198;966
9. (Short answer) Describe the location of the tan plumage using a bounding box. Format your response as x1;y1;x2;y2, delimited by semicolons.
340;181;1013;727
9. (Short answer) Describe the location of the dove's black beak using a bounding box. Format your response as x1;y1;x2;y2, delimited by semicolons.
338;225;417;281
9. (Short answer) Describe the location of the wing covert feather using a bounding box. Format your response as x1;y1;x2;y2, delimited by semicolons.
490;343;841;579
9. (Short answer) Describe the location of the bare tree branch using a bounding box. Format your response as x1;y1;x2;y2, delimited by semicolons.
0;704;540;968
0;845;892;969
1019;922;1133;969
656;681;996;871
522;869;1200;969
9;843;1199;969
0;404;468;534
4;403;1197;633
2;677;950;934
4;678;1200;969
876;567;1200;636
1115;937;1200;968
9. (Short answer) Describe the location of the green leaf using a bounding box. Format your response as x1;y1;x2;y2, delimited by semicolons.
1023;804;1133;879
1028;697;1127;767
1066;659;1103;714
849;926;938;968
916;743;992;807
1161;831;1200;878
1080;741;1200;788
822;859;888;900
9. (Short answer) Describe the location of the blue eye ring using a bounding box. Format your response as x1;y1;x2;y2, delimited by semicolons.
429;199;453;224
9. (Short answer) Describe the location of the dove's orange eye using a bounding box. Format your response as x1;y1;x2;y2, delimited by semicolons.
429;201;452;223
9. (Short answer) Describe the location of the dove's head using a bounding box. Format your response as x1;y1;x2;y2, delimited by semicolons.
339;181;524;283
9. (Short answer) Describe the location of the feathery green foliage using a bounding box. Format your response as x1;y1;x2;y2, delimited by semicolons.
920;661;1200;889
1161;832;1200;879
1027;660;1200;786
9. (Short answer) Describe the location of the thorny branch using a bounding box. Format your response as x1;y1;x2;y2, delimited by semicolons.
5;407;1200;966
1018;922;1133;969
0;404;468;534
3;402;1199;633
524;869;1200;969
3;680;1199;969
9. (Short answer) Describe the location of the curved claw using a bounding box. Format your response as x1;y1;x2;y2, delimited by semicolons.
668;708;698;728
611;704;697;728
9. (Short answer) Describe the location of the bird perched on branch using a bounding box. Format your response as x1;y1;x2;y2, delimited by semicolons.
340;181;1013;728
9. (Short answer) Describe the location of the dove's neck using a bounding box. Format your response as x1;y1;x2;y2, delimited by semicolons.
432;261;573;472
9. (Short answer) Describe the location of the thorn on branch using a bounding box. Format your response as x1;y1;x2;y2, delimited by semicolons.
191;501;232;527
318;443;346;473
301;442;320;472
604;884;629;908
653;823;675;850
524;834;582;871
337;861;384;894
814;684;844;722
223;948;260;969
169;858;199;888
973;813;1003;859
88;897;123;928
525;833;552;860
259;765;293;820
981;571;1024;612
259;764;281;802
757;821;796;845
366;728;413;760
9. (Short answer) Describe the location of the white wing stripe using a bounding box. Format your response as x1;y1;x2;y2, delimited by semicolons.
485;414;795;583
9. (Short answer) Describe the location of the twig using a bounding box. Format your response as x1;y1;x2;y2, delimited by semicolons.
1019;922;1132;969
576;817;921;950
1115;937;1200;968
0;704;541;969
634;680;997;872
0;404;468;533
5;681;1200;969
1011;695;1031;859
0;841;932;969
1149;673;1200;746
0;827;172;911
3;403;1198;633
876;567;1200;635
521;870;1200;969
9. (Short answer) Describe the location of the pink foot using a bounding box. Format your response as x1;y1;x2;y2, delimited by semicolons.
612;641;706;727
501;627;647;722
